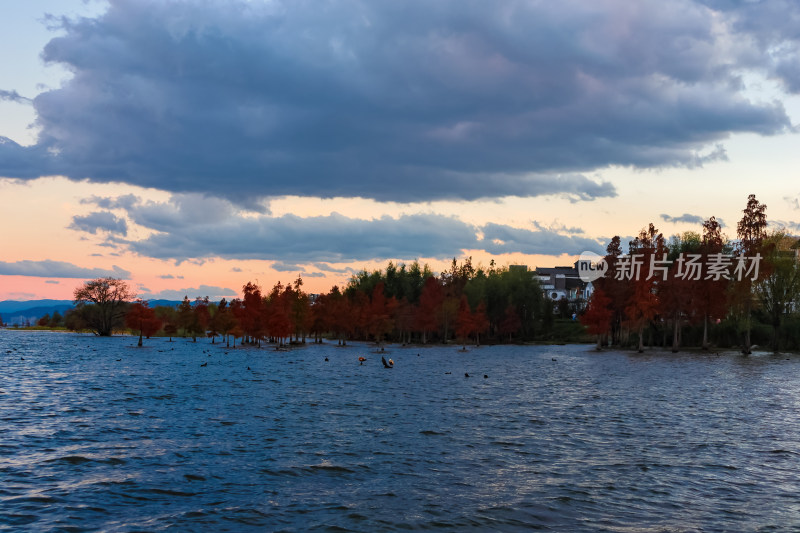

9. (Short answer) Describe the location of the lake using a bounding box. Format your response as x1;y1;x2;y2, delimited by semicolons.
2;330;800;531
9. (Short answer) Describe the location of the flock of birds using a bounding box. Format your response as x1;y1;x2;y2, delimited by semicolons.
6;341;514;379
186;345;494;378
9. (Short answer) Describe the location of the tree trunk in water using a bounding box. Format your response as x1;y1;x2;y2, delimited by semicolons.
742;328;751;355
671;313;680;353
771;321;779;352
637;327;644;353
702;315;709;350
595;335;602;351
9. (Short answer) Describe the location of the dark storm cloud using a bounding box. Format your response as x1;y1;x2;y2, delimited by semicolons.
0;260;130;279
69;211;128;235
0;0;792;203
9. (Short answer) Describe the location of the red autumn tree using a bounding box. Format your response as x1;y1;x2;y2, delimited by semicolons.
266;281;293;347
326;286;351;345
497;304;522;342
623;224;665;352
593;236;628;345
415;276;443;344
580;288;613;350
394;298;417;345
472;301;490;346
456;295;475;350
696;217;729;349
732;194;768;354
242;282;265;345
229;298;246;347
125;300;161;347
290;277;311;343
367;282;397;346
308;292;330;344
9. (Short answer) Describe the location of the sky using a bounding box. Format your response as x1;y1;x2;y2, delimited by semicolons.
1;0;799;302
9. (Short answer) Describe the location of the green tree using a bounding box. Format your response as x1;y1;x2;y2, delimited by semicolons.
757;232;800;351
49;310;64;328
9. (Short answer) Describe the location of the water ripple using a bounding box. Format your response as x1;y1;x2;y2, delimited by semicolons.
3;330;800;530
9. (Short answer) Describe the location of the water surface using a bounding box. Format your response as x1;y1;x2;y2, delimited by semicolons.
2;330;800;531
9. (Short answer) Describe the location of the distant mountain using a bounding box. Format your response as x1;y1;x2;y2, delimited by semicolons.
0;299;73;313
1;304;75;325
147;300;183;308
0;299;192;326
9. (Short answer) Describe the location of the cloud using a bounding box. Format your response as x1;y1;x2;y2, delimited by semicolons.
0;89;32;104
80;194;139;210
90;193;615;261
272;262;303;272
314;263;358;274
139;284;238;301
0;260;130;279
770;220;800;234
699;0;800;94
128;211;479;263
785;195;800;211
1;0;793;204
660;213;726;227
479;223;607;256
267;262;327;280
69;211;128;236
532;220;585;235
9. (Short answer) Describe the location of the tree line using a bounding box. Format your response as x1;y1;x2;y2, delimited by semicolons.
581;194;800;353
65;258;583;347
